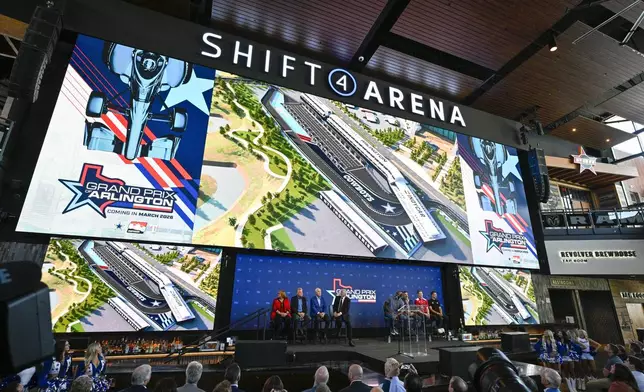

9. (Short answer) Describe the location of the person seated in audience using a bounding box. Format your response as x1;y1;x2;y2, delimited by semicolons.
262;376;285;392
213;381;232;392
4;381;23;392
404;374;422;392
224;363;244;392
121;365;152;392
303;366;329;392
630;343;644;361
381;358;404;392
70;376;94;392
315;385;331;392
541;368;563;392
291;287;311;339
311;288;330;341
587;344;625;392
178;361;205;392
370;388;383;392
271;290;291;339
628;356;644;392
448;377;468;392
609;363;640;392
338;365;370;392
154;378;178;392
618;345;629;362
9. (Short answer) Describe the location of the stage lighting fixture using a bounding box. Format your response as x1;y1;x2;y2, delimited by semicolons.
549;34;558;52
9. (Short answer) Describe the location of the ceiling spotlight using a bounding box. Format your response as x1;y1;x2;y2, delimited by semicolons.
572;128;576;132
549;34;558;52
606;138;611;142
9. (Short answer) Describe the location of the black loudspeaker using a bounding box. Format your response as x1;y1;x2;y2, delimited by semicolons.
501;332;531;353
8;5;62;103
527;148;550;203
438;346;482;379
235;340;287;368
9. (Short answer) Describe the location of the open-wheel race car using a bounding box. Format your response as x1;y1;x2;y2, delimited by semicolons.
83;42;192;160
471;138;518;216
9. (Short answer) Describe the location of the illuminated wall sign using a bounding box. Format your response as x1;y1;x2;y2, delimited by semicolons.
199;33;467;128
620;292;644;300
571;147;597;175
546;240;644;275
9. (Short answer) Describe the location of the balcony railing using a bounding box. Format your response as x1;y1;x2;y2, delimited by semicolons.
541;207;644;236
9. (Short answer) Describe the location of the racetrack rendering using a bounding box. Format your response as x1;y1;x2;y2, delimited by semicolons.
43;238;220;332
459;266;539;326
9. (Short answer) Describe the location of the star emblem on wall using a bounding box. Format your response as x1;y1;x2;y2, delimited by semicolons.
571;147;597;175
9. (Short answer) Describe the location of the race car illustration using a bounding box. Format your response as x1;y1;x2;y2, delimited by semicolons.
83;43;192;160
470;138;517;215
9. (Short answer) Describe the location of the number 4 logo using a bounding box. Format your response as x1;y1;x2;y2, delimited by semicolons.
328;69;357;97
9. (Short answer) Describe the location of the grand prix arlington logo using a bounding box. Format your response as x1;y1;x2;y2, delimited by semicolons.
326;278;376;303
59;163;176;217
479;220;527;254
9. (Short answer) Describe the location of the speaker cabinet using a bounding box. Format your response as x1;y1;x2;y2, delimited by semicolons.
235;340;287;368
438;346;482;379
501;332;531;353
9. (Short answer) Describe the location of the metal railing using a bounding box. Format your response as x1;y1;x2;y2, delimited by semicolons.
540;206;644;235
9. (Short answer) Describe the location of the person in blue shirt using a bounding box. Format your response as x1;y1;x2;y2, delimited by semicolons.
291;288;311;340
535;330;564;371
558;330;580;392
37;340;74;392
310;287;330;342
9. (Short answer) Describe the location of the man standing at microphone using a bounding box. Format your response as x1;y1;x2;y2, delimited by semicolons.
333;289;355;347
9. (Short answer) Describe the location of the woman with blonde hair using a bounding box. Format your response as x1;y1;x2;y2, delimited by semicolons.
535;330;564;371
576;329;598;390
74;342;110;392
271;290;291;339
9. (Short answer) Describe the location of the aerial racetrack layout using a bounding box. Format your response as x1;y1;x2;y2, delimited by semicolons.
17;34;538;268
43;238;220;333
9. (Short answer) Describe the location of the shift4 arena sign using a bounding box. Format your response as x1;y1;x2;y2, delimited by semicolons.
480;220;527;254
60;163;176;217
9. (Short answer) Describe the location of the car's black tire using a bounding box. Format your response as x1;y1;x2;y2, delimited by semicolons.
86;91;107;117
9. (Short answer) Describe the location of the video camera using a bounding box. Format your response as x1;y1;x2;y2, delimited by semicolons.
468;348;534;392
0;261;53;376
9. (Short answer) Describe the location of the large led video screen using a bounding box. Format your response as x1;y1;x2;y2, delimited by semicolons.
459;266;539;326
44;238;220;332
18;34;538;268
231;253;444;329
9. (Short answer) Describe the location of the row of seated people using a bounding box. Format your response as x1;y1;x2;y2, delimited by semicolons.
270;288;355;346
383;290;448;338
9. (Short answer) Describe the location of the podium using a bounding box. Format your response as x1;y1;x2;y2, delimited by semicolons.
397;304;430;358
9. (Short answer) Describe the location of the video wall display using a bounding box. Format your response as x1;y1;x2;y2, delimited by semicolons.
18;34;538;268
43;238;220;333
459;266;539;326
231;253;444;329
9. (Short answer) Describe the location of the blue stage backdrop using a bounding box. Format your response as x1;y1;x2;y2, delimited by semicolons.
232;254;444;329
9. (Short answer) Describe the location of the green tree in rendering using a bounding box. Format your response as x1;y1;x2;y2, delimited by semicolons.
228;217;237;227
248;215;257;226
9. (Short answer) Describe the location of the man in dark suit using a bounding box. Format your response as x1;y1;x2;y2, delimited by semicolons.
310;287;330;341
120;364;151;392
338;364;371;392
224;363;244;392
291;287;311;339
332;289;355;347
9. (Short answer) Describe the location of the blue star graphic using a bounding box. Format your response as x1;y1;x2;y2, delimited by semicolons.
59;179;108;218
164;69;214;115
115;223;123;230
501;154;522;182
479;229;504;254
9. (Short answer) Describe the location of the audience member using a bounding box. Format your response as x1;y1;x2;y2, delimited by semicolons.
262;376;285;392
404;374;422;392
303;366;329;392
124;365;152;392
631;343;644;361
628;356;644;392
71;376;94;392
178;362;205;392
609;363;640;392
224;363;244;392
154;378;178;392
213;381;232;392
448;376;468;392
315;385;331;392
382;359;404;392
618;346;629;362
4;381;23;392
588;343;625;392
370;388;384;392
339;365;370;392
605;345;625;377
541;368;562;392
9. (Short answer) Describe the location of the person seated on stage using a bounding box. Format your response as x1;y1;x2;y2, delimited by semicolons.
414;290;431;331
271;290;291;338
384;291;402;336
332;289;355;347
310;288;330;341
448;377;468;392
428;291;448;333
291;287;311;338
